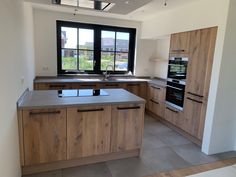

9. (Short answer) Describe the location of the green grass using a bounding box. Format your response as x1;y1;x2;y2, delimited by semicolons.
62;55;128;71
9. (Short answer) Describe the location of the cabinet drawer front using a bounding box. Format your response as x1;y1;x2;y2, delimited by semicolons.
148;99;164;117
67;106;111;159
148;85;166;102
23;109;67;166
111;104;145;152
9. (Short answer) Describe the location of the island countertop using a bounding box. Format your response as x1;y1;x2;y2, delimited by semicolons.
17;89;146;110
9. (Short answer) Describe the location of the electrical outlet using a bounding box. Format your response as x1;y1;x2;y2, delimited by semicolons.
42;66;49;71
21;77;25;84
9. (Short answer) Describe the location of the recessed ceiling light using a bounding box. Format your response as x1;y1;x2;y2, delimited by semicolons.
125;1;129;4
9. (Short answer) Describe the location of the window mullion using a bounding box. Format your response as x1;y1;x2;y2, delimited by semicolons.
77;28;80;71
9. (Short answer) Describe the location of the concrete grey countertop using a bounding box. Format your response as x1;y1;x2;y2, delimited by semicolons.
34;76;167;87
18;89;146;110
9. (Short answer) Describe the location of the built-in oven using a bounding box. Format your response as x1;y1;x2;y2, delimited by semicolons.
166;79;185;110
167;57;188;80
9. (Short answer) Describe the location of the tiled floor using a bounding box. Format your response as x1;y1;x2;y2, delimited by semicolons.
24;114;236;177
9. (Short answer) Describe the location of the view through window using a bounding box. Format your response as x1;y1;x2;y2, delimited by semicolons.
57;21;136;74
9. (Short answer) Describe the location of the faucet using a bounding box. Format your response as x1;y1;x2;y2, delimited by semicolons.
103;65;114;80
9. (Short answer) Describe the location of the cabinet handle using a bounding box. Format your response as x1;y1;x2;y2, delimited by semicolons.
117;106;140;110
150;99;159;105
80;84;96;87
151;86;161;90
127;84;139;86
172;49;185;52
77;108;104;112
105;84;119;87
187;92;204;98
29;110;61;116
49;84;66;88
166;107;178;113
187;97;203;104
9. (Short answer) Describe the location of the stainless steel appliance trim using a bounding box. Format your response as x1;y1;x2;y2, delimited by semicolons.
167;78;186;85
165;101;183;111
169;57;188;61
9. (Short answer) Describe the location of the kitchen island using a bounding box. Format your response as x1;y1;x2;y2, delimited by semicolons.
17;89;145;175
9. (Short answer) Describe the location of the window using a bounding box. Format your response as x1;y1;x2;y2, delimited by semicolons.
57;21;136;75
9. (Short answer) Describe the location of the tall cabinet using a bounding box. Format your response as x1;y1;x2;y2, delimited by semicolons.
183;27;218;140
164;27;218;144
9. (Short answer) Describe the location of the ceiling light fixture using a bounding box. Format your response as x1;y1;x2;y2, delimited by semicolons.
164;0;167;6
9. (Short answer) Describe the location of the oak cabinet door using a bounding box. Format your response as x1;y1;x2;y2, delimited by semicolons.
67;106;111;159
23;109;67;166
148;99;165;118
111;104;145;152
170;32;190;54
125;83;147;100
183;96;206;140
186;27;217;98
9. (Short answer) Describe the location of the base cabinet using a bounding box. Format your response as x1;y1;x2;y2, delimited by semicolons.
22;109;67;166
147;84;166;117
19;103;145;172
67;106;111;159
110;104;145;152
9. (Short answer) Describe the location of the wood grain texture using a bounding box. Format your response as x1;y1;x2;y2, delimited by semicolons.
170;32;190;54
147;84;166;117
23;108;67;166
145;158;236;177
111;104;145;153
18;110;25;166
183;27;218;140
67;106;111;159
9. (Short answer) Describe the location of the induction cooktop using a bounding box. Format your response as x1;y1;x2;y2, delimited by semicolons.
58;89;109;97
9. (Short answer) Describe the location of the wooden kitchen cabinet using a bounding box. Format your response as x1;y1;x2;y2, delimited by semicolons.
170;31;190;54
164;106;184;128
22;108;67;166
110;104;145;152
186;27;217;99
125;82;147;99
34;83;75;90
67;106;111;159
100;83;126;89
147;84;166;117
183;96;206;139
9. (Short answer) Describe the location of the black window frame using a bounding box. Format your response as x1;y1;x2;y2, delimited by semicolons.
57;20;136;75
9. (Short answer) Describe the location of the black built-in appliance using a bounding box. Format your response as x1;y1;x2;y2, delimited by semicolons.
166;57;188;110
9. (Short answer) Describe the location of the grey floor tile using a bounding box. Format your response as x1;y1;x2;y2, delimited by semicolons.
215;151;236;160
144;119;172;136
142;133;167;150
171;143;219;165
23;170;62;177
157;130;191;146
106;157;155;177
142;147;191;172
62;163;112;177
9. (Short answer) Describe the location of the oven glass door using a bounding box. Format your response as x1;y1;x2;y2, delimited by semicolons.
166;81;185;108
168;60;188;80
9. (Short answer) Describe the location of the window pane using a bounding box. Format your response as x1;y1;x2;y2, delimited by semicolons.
116;32;130;52
79;50;94;71
62;49;77;70
101;52;114;71
61;0;78;6
61;27;77;49
79;29;94;50
101;31;115;51
115;52;128;71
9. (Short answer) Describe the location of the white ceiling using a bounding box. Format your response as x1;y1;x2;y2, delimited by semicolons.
25;0;200;21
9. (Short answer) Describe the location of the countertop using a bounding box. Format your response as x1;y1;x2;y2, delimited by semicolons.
17;89;146;110
34;76;167;87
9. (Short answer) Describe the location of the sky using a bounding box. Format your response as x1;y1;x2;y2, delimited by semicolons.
62;27;129;48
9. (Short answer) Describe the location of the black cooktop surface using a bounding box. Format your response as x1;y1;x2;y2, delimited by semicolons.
58;89;109;97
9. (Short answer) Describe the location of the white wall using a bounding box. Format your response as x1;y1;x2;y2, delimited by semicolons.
141;0;232;154
153;38;170;79
23;2;35;90
0;0;32;176
135;39;157;76
33;8;153;76
205;0;236;153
